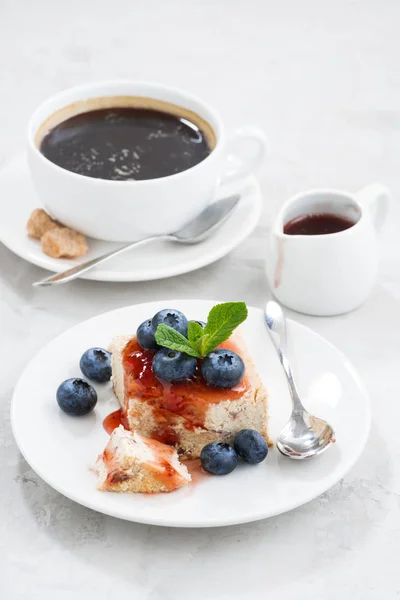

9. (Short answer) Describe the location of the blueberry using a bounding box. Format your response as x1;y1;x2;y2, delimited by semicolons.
234;429;268;464
200;442;238;475
56;378;97;416
137;319;158;351
201;349;245;389
189;320;206;328
80;347;112;383
152;309;188;336
152;347;196;382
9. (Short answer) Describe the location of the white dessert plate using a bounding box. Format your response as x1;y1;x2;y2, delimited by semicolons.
0;155;261;282
11;300;371;528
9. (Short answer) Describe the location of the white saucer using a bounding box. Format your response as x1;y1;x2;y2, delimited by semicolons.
0;155;262;282
11;300;371;528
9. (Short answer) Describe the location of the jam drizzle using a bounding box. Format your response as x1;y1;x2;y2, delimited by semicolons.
103;409;130;435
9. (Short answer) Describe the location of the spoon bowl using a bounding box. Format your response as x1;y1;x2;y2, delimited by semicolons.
276;412;335;459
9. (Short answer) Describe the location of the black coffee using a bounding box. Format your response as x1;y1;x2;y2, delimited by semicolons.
39;107;213;181
284;213;355;235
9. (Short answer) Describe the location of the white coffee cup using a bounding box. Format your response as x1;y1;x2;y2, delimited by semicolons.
265;184;391;316
27;80;268;242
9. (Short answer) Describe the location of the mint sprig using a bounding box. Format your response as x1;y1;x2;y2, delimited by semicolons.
154;302;248;358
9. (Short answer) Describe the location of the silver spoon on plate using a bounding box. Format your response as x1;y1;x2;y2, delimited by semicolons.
264;300;335;459
33;193;241;287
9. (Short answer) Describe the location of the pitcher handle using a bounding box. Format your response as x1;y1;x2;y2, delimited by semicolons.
355;183;391;232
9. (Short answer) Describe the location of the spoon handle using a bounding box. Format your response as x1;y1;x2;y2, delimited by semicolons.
32;235;167;287
264;300;305;412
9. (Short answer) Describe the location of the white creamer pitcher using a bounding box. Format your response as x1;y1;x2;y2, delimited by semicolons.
266;184;391;316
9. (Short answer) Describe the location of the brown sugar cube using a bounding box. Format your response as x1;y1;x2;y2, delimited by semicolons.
27;208;59;239
41;227;88;259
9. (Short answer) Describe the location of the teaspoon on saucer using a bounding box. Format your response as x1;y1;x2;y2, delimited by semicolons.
264;300;335;459
33;194;241;287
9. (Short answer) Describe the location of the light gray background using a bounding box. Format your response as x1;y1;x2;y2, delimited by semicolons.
1;1;400;598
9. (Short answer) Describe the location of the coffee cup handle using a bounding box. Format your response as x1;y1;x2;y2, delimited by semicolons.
355;183;391;232
220;126;270;185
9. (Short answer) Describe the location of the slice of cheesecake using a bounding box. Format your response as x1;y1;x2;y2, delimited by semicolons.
110;330;270;459
96;425;191;493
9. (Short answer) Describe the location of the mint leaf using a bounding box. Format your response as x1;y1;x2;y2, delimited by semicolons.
200;302;248;355
155;324;201;358
187;321;204;353
188;321;204;343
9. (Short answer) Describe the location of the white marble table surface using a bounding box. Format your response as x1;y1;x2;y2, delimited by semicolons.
1;0;400;598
